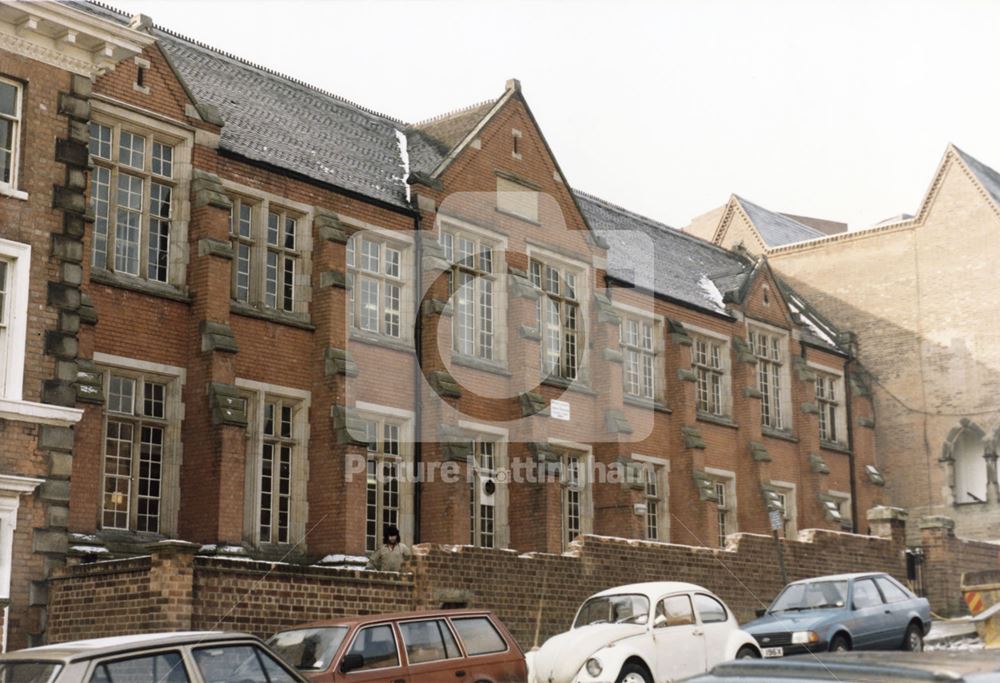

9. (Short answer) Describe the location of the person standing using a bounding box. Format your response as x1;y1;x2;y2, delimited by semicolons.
367;525;411;572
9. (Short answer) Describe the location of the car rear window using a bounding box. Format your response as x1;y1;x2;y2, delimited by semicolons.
852;579;884;609
875;577;911;604
267;626;349;671
89;651;189;682
450;617;507;656
399;619;462;664
193;644;298;683
0;662;62;683
694;594;728;624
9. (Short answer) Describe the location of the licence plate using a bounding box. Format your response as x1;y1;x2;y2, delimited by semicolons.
762;647;784;658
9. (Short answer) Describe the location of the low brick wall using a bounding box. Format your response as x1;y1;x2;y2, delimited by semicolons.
48;512;911;647
919;517;1000;616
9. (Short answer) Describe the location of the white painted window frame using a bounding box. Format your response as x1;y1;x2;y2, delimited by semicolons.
458;420;510;549
769;479;798;538
355;401;415;546
808;361;849;448
527;244;591;385
236;378;311;547
0;76;24;200
747;319;793;432
345;220;414;344
686;323;734;418
550;438;594;550
0;239;28;401
615;302;665;402
705;466;738;544
0;475;43;653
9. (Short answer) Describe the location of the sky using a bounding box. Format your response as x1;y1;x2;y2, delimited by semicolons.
106;0;1000;230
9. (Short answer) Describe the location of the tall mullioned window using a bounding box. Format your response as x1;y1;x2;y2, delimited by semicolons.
257;398;296;544
714;481;729;547
469;439;497;548
347;235;405;339
441;229;498;361
621;317;656;400
693;336;726;416
101;372;168;532
90;122;175;282
365;418;403;553
816;373;840;443
750;329;786;430
644;464;667;541
0;78;22;190
229;199;300;314
562;452;588;548
531;259;581;381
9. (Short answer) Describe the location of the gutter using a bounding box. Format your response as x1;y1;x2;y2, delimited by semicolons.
412;205;423;544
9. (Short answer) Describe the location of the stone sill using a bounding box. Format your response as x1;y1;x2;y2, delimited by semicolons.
541;375;595;396
819;440;852;455
495;207;541;226
90;269;191;304
696;412;738;429
0;397;83;426
349;330;415;354
762;427;799;443
450;353;511;377
230;302;314;331
624;395;671;413
0;184;28;201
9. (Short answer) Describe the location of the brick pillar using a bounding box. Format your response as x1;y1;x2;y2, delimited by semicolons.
917;515;960;616
147;540;198;631
178;171;247;544
867;506;909;585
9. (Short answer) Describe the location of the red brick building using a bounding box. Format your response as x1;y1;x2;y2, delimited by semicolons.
0;1;883;647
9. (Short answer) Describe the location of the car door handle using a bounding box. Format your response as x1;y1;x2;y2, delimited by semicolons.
392;679;406;683
455;672;466;678
693;629;704;636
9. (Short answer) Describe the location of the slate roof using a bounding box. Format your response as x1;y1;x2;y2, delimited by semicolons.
575;191;752;316
953;145;1000;210
735;195;827;247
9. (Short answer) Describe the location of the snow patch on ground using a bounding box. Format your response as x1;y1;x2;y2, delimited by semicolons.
926;635;984;651
70;545;108;554
319;554;368;565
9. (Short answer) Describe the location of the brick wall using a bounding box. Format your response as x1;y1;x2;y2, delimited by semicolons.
49;514;918;648
918;517;1000;616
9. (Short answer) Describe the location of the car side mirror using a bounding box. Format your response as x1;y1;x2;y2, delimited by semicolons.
755;608;767;618
340;653;364;674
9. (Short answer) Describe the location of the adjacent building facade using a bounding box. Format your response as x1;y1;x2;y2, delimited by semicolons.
688;146;1000;543
0;0;883;647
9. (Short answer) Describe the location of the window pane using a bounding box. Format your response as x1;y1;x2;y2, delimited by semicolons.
399;620;456;664
91;651;190;683
283;257;295;312
694;594;728;623
267;211;280;246
115;173;143;275
91;166;111;269
284;217;296;250
194;646;268;683
119;130;146;169
451;617;507;655
89;122;112;160
151;142;173;177
852;579;884;609
0;260;6;324
655;595;695;627
0;82;17;117
265;251;278;309
148;183;171;282
385;247;400;278
347;625;400;670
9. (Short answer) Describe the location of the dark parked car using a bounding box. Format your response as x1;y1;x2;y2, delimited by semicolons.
267;609;526;682
0;631;306;682
680;651;1000;683
742;572;931;656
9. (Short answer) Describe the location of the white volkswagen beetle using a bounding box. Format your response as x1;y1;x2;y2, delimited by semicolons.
528;582;761;683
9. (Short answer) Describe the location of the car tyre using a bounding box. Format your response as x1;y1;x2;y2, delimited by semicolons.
736;646;761;659
903;622;924;652
829;634;851;652
616;662;653;683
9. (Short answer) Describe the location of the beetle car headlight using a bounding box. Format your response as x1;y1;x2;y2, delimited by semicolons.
585;657;603;677
791;630;821;645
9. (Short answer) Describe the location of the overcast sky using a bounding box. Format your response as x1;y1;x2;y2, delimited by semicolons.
108;0;1000;230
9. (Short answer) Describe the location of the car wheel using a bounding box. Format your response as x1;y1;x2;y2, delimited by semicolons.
616;662;652;683
903;622;924;652
736;646;761;659
829;634;851;652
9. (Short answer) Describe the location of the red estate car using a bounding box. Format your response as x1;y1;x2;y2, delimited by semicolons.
268;609;527;683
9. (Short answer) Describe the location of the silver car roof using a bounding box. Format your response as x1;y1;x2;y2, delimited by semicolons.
0;631;257;663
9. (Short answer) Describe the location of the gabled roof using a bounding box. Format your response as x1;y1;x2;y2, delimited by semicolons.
76;1;416;210
734;195;827;247
953;145;1000;210
576;191;752;316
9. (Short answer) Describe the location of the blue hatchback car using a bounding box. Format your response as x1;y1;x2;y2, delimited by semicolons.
742;572;931;657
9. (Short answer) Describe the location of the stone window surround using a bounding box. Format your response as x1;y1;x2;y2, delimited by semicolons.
0;474;43;653
746;318;794;433
549;437;594;551
89;100;193;291
458;419;510;549
527;244;591;386
221;178;314;319
633;454;670;542
769;479;798;538
236;378;311;548
496;173;539;223
354;401;415;546
807;360;849;448
345;218;415;346
705;466;739;542
0;75;25;200
93;352;186;537
437;215;509;367
686;322;734;419
614;301;665;403
0;238;29;401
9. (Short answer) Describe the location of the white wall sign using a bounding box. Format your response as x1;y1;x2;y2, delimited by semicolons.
550;399;570;421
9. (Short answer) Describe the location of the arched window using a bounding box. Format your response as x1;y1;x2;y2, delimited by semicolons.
954;431;987;503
